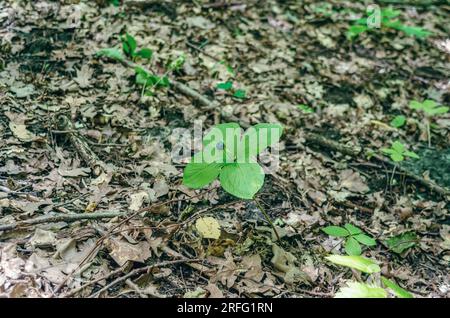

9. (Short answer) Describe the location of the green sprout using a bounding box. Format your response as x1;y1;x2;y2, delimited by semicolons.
347;8;431;40
381;141;419;163
322;223;376;256
409;99;449;147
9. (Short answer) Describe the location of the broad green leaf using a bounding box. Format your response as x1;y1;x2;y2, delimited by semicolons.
381;277;413;298
233;89;246;99
195;217;221;240
391;152;404;162
297;104;314;113
96;48;124;61
183;161;223;189
345;237;362;256
396;25;431;38
385;232;418;254
335;281;387;298
391;141;405;153
381;148;395;155
216;81;233;91
409;100;422;110
390;115;406;128
427;106;448;115
344;223;362;235
381;8;400;19
135;48;153;59
325;255;381;274
403;151;419;159
346;25;368;39
122;33;137;56
219;163;264;199
354;234;377;246
322;226;349;237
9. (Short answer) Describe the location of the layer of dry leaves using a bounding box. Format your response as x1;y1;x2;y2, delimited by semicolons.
0;0;449;298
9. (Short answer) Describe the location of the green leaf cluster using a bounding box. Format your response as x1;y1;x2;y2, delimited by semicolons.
409;100;449;117
347;8;431;40
121;33;153;61
322;223;376;256
183;123;283;199
381;141;419;162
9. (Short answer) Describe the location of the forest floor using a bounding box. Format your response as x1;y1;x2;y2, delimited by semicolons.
0;0;449;298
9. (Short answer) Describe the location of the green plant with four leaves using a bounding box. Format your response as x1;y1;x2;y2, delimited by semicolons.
183;123;283;199
381;141;419;163
409;99;449;147
390;115;406;128
322;223;376;256
183;122;283;239
347;8;431;40
325;255;414;298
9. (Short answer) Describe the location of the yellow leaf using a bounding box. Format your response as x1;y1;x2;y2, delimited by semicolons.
195;217;221;239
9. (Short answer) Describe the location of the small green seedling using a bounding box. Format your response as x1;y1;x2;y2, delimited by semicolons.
97;35;185;96
347;7;431;40
325;255;413;298
297;104;314;114
183;122;283;239
381;141;419;163
381;141;419;186
216;81;247;99
409;99;449;147
121;33;153;61
390;115;406;128
322;223;376;256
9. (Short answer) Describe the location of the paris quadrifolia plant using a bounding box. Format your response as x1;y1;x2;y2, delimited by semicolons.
347;7;431;40
182;122;283;239
409;99;449;147
96;33;185;96
325;255;413;298
322;223;376;256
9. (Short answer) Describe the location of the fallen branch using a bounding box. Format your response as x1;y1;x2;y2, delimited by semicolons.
304;132;450;198
0;211;125;232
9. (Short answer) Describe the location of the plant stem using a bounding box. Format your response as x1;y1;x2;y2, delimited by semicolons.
390;164;397;187
254;199;281;241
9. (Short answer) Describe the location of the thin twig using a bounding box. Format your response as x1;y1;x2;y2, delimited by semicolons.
0;211;125;232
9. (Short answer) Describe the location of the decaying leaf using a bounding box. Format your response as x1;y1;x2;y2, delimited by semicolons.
195;217;221;240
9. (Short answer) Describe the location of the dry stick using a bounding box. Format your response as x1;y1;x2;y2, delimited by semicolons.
304;132;450;198
0;211;125;232
89;258;200;298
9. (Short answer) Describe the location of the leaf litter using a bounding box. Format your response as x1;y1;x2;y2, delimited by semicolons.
0;0;448;298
